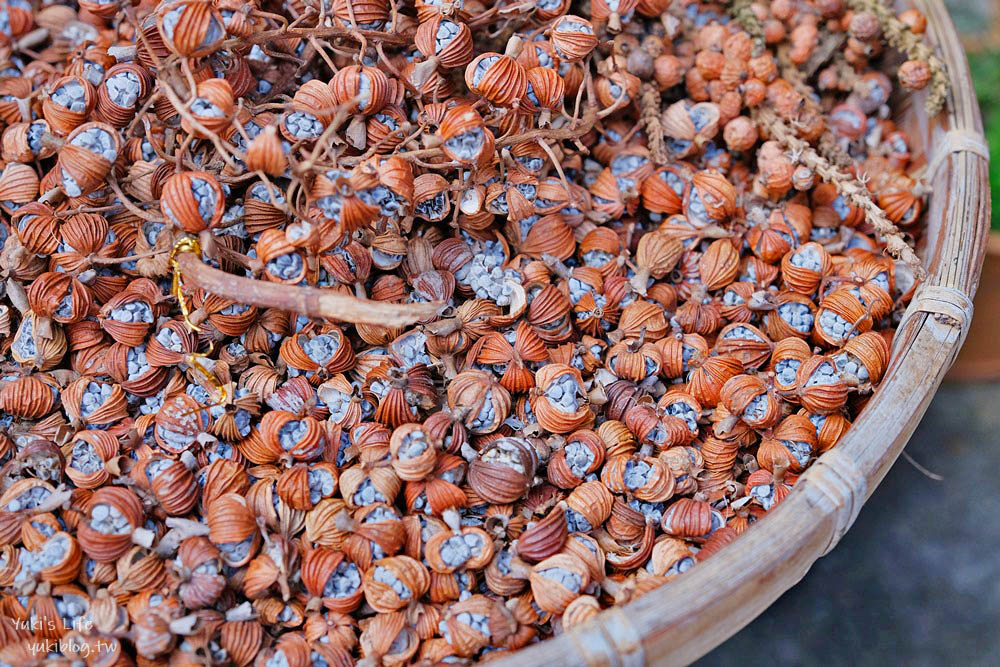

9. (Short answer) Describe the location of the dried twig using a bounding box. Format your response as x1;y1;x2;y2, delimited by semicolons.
173;246;443;327
639;83;667;165
755;107;926;279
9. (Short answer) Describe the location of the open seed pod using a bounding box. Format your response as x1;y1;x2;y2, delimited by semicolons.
258;411;326;463
439;104;495;167
548;429;605;488
77;487;145;563
181;78;235;138
532;364;593;434
134;456;199;516
655;332;708;380
564;480;614;533
528;552;590;614
388;423;439;481
549;15;598;62
43;75;95;136
95;63;151;128
662;101;722;155
744;468;795;512
438;594;516;657
465;53;527;108
654;390;702;446
835;330;890;387
339;464;402;510
363;555;430;613
302;547;364;613
0;77;30;127
814;288;872;347
467;437;538;504
601;453;676;503
659;497;724;542
175;536;226;609
56;122;120;198
759;414;819;473
331;65;391;118
781;242;833;295
0;162;38;214
206;493;259;567
161;170;225;233
276;462;339;511
769;337;812;394
641;165;690;216
11;313;68;371
154;392;212;454
156;1;227;58
26;272;92;325
762;291;817;341
63;431;117;489
796;354;849;414
719;374;785;431
62;376;128;427
715;322;773;370
446;369;511;435
28;532;84;585
425;525;494;573
341;502;405;571
11;202;59;256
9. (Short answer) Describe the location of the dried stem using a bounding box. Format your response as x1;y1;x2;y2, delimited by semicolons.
174;251;443;327
340;105;600;167
223;26;409;49
639;82;667;165
776;47;854;171
754;107;926;279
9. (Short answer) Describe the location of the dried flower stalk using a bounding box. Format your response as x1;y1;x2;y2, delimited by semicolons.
755;107;925;279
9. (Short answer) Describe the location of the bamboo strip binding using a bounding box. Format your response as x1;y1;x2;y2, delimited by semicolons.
491;2;991;664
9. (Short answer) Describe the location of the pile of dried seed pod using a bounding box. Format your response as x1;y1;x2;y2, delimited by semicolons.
0;0;942;664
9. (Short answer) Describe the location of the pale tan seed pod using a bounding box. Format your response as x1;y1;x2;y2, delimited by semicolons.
425;526;494;574
363;556;431;613
528;553;590;614
389;423;440;481
11;313;67;371
438;595;516;657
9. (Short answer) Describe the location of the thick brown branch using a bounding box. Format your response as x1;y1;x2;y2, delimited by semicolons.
175;253;442;327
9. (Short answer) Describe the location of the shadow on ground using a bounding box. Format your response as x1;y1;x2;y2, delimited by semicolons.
699;381;1000;667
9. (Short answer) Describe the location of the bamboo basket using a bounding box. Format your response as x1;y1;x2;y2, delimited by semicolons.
492;2;991;665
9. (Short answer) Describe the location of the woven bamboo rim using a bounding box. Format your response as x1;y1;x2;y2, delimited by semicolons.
492;2;991;665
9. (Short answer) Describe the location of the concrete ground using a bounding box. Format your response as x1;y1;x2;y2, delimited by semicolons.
699;381;1000;667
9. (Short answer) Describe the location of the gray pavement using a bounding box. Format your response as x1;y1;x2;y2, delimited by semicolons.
699;381;1000;667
